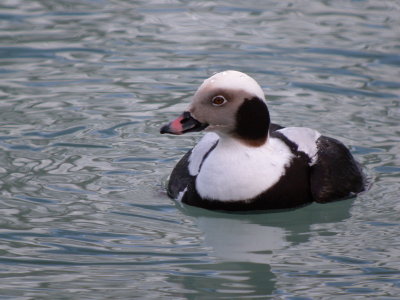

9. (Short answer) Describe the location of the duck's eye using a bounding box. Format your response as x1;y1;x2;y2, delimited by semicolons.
211;95;227;106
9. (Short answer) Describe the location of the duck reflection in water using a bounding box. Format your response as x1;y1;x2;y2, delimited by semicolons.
167;200;352;297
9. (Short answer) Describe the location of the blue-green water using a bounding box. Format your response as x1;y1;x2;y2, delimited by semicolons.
1;0;399;299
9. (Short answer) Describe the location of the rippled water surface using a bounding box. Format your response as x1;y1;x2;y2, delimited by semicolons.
1;0;399;299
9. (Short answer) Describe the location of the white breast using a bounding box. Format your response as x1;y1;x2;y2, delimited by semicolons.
196;136;293;202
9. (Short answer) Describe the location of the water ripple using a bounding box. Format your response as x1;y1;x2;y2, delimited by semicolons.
24;126;86;138
0;0;399;298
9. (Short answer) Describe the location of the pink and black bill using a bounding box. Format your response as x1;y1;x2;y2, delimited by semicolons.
160;111;208;135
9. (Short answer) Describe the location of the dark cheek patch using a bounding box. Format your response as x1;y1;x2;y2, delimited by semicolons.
235;97;270;144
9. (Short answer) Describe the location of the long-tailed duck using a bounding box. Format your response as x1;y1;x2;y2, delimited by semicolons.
160;70;365;211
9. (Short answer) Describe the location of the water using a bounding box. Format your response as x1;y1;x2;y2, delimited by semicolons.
0;0;399;298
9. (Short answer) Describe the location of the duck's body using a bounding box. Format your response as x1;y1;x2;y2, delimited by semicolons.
161;71;365;211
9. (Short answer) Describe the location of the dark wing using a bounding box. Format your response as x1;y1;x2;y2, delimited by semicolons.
167;149;194;199
310;136;365;203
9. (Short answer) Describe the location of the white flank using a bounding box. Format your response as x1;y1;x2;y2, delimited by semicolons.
278;127;321;165
188;132;219;176
196;136;293;202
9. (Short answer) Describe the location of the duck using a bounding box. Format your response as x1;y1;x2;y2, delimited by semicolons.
160;70;365;211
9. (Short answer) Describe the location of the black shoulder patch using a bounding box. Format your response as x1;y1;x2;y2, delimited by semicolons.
235;97;270;142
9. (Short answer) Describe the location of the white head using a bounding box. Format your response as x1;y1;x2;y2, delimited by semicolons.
161;70;271;146
196;70;266;102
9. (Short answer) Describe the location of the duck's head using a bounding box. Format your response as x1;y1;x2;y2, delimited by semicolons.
160;70;270;146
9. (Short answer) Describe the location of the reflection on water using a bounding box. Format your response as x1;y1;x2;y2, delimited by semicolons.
0;0;399;298
198;216;288;264
187;200;352;264
170;201;353;298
